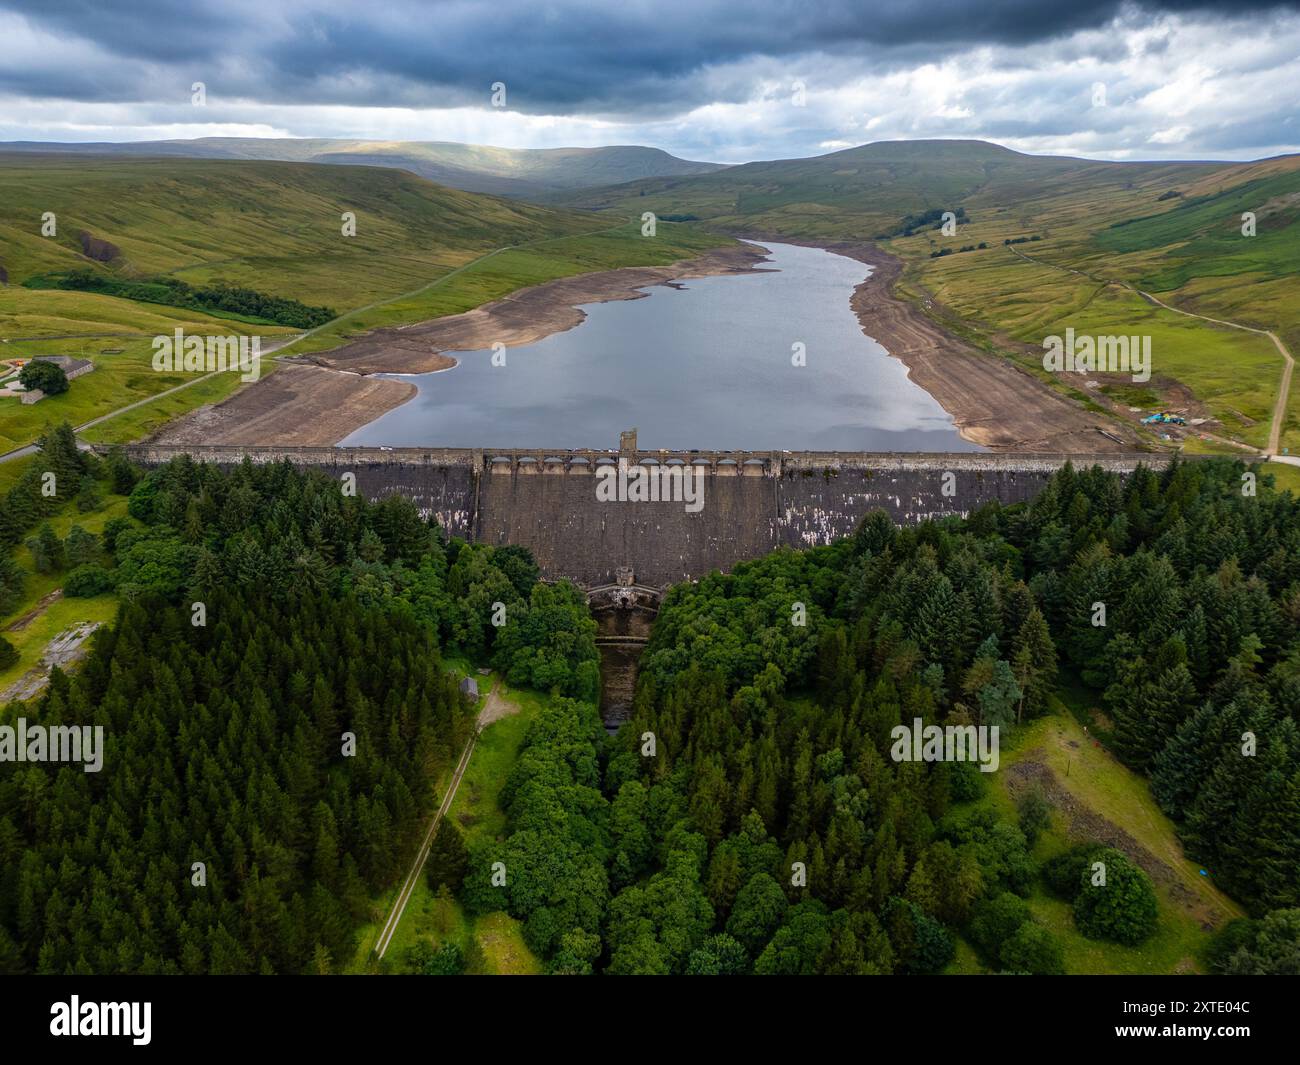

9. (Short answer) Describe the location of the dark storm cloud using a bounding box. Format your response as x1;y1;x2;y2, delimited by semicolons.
5;0;243;62
3;0;1297;112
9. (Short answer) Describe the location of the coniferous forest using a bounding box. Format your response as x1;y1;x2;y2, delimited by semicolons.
0;453;595;974
2;451;1298;975
440;458;1299;974
0;590;469;974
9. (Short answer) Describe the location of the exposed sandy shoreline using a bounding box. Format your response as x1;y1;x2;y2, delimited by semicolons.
153;363;417;445
734;234;1142;452
309;242;771;377
154;243;770;445
153;236;1138;452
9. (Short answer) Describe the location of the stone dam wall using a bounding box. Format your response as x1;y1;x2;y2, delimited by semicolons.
118;445;1172;588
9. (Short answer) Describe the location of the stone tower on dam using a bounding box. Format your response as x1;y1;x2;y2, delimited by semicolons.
120;435;1168;590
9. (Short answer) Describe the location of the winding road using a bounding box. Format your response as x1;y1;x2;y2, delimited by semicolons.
0;333;305;464
1007;246;1294;456
1133;289;1294;455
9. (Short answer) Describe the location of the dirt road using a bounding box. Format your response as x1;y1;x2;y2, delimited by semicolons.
373;680;518;961
1008;245;1295;456
1135;289;1294;455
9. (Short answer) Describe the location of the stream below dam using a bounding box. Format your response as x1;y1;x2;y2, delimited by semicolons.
591;594;658;731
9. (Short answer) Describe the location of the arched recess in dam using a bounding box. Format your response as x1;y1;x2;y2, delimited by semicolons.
114;442;1172;729
587;577;662;730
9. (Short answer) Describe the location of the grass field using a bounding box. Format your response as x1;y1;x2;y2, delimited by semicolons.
445;686;549;847
947;706;1244;975
0;463;133;699
0;155;733;452
0;288;296;453
912;250;1285;449
1265;460;1300;494
557;140;1300;455
348;681;548;975
0;594;119;702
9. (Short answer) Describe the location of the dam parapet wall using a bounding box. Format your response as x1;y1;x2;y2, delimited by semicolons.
115;444;1174;588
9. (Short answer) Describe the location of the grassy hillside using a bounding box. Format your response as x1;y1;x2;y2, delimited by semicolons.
907;152;1300;453
548;140;1223;236
0;456;131;694
0;139;726;199
947;709;1246;974
0;290;297;453
558;139;1300;453
0;155;732;451
0;153;605;305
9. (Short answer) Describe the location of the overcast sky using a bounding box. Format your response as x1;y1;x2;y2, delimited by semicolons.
2;0;1298;162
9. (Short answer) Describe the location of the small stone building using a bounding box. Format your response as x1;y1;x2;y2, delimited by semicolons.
459;676;479;700
33;355;94;380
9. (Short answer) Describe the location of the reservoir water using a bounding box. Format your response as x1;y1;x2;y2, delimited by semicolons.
339;241;979;451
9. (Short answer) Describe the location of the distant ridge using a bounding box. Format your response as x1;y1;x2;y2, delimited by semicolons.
541;136;1299;239
0;137;726;198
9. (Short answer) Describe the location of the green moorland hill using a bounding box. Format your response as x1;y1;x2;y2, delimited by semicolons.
545;139;1218;238
554;139;1300;454
0;153;609;306
0;154;732;451
0;138;727;199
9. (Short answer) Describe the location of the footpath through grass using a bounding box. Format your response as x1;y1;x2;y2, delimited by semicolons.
0;287;295;454
349;682;549;975
911;247;1284;451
